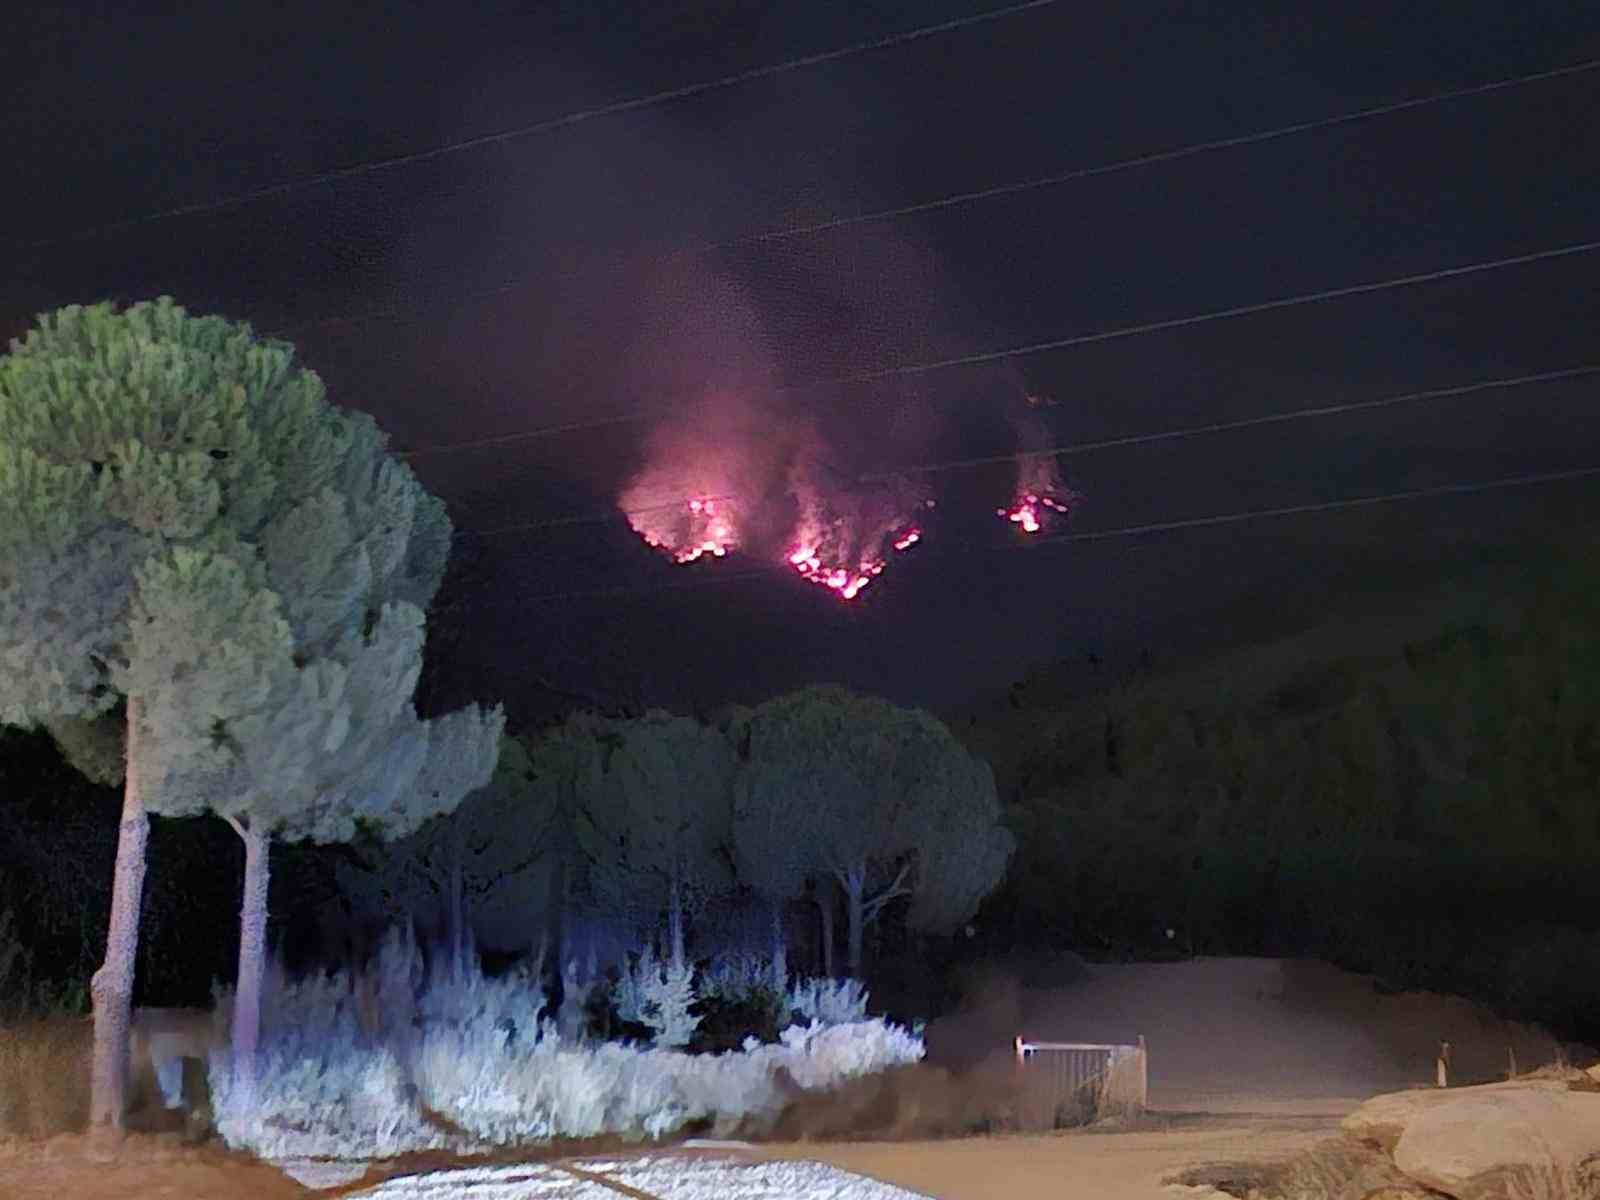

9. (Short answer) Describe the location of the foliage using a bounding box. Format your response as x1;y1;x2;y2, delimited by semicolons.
0;296;499;1123
979;545;1600;1042
699;950;780;1003
690;986;788;1054
734;685;1014;972
337;733;569;954
609;944;699;1048
637;954;698;1049
788;976;871;1026
576;711;736;968
220;1017;924;1156
205;929;923;1159
0;909;26;1015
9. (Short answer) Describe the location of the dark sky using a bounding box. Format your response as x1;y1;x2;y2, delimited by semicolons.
7;0;1599;724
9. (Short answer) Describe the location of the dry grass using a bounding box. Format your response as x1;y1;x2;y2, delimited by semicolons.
1503;1159;1600;1200
0;1013;181;1138
1166;1138;1419;1199
0;1013;92;1136
1171;1140;1600;1200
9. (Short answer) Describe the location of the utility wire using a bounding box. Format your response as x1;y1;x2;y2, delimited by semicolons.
1002;465;1600;549
463;495;736;539
459;363;1600;537
403;238;1600;458
21;0;1062;249
515;465;1600;602
290;55;1600;337
859;364;1600;481
815;240;1600;387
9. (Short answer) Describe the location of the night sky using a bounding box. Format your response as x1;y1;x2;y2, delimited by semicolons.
7;0;1599;725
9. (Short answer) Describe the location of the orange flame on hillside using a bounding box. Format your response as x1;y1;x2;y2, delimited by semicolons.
630;494;739;563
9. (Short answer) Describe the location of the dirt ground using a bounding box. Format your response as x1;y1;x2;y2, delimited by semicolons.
0;958;1585;1200
762;1113;1344;1200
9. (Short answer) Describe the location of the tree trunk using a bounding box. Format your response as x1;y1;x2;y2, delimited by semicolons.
844;866;866;978
89;699;150;1131
667;863;686;972
771;899;787;993
817;891;836;979
229;820;271;1108
449;826;464;981
547;854;567;978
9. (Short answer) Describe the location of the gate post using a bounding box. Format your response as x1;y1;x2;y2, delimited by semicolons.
1137;1035;1148;1110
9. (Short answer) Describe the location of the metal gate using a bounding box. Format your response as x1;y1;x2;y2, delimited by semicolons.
1013;1035;1148;1127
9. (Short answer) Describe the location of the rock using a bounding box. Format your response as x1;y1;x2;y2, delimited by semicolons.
1587;1063;1600;1085
1341;1080;1568;1155
1391;1086;1600;1198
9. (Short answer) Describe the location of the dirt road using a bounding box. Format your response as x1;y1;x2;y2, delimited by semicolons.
765;1115;1340;1200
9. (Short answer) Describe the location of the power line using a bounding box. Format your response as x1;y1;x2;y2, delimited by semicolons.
816;239;1600;387
1003;465;1600;549
859;364;1600;481
463;495;735;539
516;465;1600;602
458;363;1600;538
289;55;1600;336
23;0;1062;249
402;237;1600;458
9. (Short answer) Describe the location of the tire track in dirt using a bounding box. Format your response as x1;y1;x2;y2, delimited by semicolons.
551;1161;668;1200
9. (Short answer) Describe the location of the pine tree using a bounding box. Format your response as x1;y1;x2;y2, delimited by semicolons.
0;298;499;1125
575;712;734;970
734;686;1013;976
336;732;572;968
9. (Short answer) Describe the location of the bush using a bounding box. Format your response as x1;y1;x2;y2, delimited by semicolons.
207;936;925;1160
691;987;788;1054
788;976;869;1025
216;1016;925;1158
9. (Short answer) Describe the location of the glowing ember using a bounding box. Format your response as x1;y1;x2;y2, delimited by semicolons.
787;545;895;601
997;492;1073;534
785;459;926;603
631;494;740;563
1001;391;1081;535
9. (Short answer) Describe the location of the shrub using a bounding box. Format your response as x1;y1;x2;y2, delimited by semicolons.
788;976;870;1025
691;986;787;1054
206;928;923;1160
215;1012;924;1157
699;951;774;1002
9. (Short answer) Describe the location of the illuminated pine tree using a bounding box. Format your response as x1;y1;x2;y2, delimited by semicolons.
575;712;735;971
734;686;1013;977
337;732;578;973
0;297;498;1125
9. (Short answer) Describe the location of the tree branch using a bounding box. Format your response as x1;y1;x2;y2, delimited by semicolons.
861;861;914;923
222;813;248;839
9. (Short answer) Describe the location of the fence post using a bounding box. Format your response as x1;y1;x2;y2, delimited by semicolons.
1137;1035;1148;1111
1013;1036;1032;1130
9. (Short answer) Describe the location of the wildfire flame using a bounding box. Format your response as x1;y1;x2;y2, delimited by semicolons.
619;400;935;599
786;461;927;602
998;491;1073;534
787;526;920;601
1001;391;1079;534
631;494;739;563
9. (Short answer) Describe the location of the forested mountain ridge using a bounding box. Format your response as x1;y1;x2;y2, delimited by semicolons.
963;537;1600;1043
